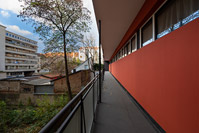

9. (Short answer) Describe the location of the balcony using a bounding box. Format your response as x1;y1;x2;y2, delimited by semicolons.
5;63;37;66
5;66;36;72
5;49;37;57
6;42;37;52
5;60;37;66
5;40;37;51
40;72;162;133
5;55;37;61
5;46;36;54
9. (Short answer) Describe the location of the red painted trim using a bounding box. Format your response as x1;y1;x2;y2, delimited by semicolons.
110;0;166;61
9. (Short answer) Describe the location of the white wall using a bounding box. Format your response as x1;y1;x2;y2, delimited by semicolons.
72;58;92;73
79;48;86;62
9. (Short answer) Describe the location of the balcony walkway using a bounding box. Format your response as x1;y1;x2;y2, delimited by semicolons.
92;72;160;133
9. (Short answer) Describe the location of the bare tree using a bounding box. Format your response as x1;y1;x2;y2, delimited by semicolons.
40;53;80;74
18;0;91;100
81;35;98;75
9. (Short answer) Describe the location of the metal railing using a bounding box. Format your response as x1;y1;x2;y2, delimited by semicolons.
40;72;103;133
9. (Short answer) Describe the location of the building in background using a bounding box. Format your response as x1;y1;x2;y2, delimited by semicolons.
78;46;103;63
0;24;38;79
39;52;79;74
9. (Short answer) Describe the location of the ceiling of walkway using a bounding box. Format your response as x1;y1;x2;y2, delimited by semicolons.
93;0;145;61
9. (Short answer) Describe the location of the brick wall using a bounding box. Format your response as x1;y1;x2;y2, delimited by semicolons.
54;70;91;94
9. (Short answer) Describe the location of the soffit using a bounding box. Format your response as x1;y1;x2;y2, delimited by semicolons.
93;0;145;61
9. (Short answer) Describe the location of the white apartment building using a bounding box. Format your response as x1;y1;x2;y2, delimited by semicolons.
0;24;38;79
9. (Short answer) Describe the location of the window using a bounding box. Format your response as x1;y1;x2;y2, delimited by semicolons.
141;19;153;47
131;36;136;52
156;0;199;39
122;48;124;57
125;44;128;56
128;42;131;54
120;50;122;58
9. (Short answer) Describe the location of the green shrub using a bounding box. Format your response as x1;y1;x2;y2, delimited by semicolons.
0;101;7;132
0;95;69;133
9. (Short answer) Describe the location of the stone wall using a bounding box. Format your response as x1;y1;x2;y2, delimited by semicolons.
20;83;34;93
0;70;91;105
81;70;91;87
54;70;91;94
0;81;21;93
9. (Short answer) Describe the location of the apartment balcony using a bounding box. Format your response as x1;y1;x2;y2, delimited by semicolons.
5;38;37;49
5;49;37;57
5;42;37;52
5;63;37;66
39;72;162;133
5;47;36;54
5;56;38;61
5;68;37;72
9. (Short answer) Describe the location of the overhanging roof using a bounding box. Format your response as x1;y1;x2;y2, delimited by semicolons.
93;0;145;61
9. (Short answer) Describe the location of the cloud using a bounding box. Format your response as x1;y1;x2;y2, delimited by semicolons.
6;25;32;36
0;10;10;17
0;0;23;14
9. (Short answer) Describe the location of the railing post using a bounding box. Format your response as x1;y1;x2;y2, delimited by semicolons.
99;20;102;103
97;77;99;103
81;94;86;133
81;95;83;133
93;80;95;120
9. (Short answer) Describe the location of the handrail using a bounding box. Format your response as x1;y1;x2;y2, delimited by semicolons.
40;74;100;133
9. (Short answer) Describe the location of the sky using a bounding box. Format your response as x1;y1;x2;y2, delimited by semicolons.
0;0;99;53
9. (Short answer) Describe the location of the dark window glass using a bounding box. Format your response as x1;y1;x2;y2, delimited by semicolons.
128;42;131;54
125;44;128;56
141;19;153;46
156;0;199;39
131;36;136;52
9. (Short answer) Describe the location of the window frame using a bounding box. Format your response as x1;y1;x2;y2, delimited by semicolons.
140;17;154;48
130;33;137;53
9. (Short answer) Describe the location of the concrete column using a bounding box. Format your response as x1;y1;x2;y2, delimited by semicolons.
0;25;6;72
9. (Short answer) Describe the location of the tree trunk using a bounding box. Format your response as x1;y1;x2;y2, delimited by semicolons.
63;33;73;100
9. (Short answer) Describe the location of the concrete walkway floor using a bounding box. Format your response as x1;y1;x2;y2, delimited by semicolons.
92;72;160;133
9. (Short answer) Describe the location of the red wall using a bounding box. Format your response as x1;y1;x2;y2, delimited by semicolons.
109;19;199;133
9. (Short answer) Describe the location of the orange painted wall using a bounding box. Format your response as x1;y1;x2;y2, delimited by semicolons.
109;19;199;132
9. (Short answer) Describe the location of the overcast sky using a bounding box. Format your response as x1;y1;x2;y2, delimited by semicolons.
0;0;99;53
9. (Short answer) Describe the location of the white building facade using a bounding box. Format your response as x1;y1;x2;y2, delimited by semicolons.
0;25;38;79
